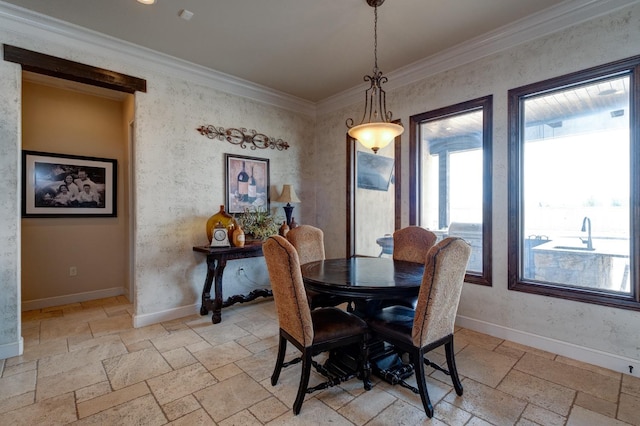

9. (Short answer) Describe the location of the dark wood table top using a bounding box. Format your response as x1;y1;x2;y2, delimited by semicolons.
300;257;424;300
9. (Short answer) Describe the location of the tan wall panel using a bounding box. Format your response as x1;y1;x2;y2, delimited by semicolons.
21;81;129;302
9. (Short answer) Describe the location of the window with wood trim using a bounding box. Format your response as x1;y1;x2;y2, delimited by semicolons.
410;96;493;285
507;56;640;310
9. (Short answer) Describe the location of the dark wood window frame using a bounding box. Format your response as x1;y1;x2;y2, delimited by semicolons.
409;96;493;286
507;55;640;310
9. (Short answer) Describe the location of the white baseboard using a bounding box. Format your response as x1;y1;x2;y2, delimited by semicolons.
133;303;200;328
0;337;23;359
456;315;639;377
22;287;125;311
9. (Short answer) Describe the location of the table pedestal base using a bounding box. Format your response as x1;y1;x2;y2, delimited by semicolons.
324;340;415;389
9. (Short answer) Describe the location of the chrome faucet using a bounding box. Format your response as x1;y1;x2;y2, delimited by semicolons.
580;216;593;250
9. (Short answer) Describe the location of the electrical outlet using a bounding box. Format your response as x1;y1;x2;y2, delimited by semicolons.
69;266;77;276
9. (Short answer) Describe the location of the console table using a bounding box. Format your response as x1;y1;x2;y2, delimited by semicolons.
193;243;271;324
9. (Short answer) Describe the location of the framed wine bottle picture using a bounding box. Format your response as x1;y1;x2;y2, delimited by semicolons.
225;154;270;214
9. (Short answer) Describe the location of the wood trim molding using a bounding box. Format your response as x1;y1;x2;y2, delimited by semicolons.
3;44;146;93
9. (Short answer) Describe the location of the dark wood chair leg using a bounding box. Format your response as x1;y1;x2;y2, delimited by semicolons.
293;350;313;415
271;334;287;385
445;338;463;396
413;348;434;418
359;337;372;390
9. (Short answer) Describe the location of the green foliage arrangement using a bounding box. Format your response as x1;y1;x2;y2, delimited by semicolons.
235;207;281;241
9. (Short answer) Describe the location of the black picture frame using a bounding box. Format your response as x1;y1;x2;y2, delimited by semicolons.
225;154;270;214
22;150;117;218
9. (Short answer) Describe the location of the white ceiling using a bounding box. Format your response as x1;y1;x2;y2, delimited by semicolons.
0;0;605;102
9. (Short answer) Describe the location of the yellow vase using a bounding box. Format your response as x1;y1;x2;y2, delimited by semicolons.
206;205;237;243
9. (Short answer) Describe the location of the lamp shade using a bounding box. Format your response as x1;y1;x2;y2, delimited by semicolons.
348;121;404;153
276;184;301;204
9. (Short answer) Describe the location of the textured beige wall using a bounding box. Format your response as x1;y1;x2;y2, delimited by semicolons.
132;77;312;317
21;81;130;302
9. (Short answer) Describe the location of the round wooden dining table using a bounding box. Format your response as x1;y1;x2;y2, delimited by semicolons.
300;257;426;388
300;257;424;303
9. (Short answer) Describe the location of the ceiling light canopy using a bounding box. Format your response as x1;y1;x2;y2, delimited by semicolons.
346;0;403;154
137;0;156;5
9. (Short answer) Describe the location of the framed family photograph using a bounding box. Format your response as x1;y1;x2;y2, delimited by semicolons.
22;150;117;218
225;154;270;214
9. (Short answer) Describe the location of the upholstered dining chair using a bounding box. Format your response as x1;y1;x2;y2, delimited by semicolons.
379;226;438;310
366;237;471;418
286;225;349;309
263;235;371;415
393;226;438;264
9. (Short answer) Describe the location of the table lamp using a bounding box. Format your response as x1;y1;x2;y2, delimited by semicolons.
276;184;300;227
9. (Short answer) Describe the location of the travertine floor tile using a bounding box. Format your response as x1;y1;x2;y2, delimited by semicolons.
574;390;618;418
196;322;252;346
515;352;620;403
4;392;77;425
36;362;107;401
161;346;198;369
235;345;279;382
622;373;640;397
618;393;640;425
192;340;253;371
1;360;37;377
103;347;172;390
163;394;201;421
0;391;34;415
73;394;166;425
147;362;216;405
88;314;134;337
168;408;215;425
338;385;396;425
6;299;635;426
118;323;169;345
454;328;503;351
521;403;567;426
444;378;527;425
249;396;289;423
266;398;354;425
38;340;127;378
195;372;270;422
433;400;473;425
75;381;112;403
456;344;517;387
0;370;37;402
77;381;149;418
39;317;91;341
567;405;631;426
6;338;68;366
219;409;262;425
212;362;244;381
370;399;448;425
151;328;204;352
497;369;575;416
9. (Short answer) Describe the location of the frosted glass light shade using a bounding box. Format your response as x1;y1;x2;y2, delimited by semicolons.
348;122;404;153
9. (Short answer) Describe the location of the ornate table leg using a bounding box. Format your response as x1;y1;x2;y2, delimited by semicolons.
200;257;216;316
211;258;227;324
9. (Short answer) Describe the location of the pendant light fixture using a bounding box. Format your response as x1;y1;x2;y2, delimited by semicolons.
346;0;404;154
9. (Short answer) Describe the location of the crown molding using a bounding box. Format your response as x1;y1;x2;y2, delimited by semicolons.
1;0;637;119
0;1;316;117
317;0;640;115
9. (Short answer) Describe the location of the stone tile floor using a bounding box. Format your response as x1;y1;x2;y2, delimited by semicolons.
1;296;639;425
